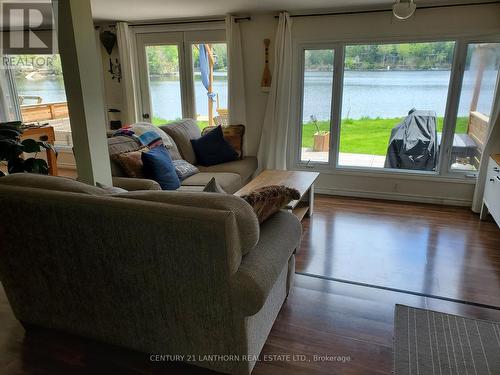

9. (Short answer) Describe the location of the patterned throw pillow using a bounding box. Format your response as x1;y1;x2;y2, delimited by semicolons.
240;185;301;224
111;147;149;178
172;159;199;181
202;177;226;193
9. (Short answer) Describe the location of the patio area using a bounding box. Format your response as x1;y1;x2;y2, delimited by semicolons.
301;148;386;168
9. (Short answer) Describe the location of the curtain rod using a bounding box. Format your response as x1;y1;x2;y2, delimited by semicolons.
95;16;251;29
276;1;500;18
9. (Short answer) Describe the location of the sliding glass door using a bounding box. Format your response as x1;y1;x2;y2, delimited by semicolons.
136;29;227;127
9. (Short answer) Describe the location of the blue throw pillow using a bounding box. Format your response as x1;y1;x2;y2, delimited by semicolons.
190;126;238;166
141;146;180;190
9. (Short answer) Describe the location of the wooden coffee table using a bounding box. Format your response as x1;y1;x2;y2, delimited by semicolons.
235;170;319;221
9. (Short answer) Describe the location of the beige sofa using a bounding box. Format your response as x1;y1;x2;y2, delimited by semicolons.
0;174;301;375
110;119;258;193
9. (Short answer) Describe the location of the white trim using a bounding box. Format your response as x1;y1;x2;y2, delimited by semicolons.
294;165;476;184
132;21;225;34
315;186;472;207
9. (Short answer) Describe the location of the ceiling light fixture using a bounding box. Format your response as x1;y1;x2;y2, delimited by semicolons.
393;0;417;20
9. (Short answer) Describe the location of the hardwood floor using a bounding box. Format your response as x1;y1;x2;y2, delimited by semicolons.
296;195;500;307
1;195;500;374
2;275;500;375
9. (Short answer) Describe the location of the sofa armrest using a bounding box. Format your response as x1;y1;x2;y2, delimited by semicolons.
112;177;161;191
231;211;302;316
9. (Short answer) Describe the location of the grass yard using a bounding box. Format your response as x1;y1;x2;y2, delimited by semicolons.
303;116;468;155
152;116;469;156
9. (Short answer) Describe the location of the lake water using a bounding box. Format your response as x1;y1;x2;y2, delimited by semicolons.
15;70;497;122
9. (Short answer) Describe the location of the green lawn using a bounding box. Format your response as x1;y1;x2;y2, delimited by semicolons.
303;117;469;156
152;116;469;156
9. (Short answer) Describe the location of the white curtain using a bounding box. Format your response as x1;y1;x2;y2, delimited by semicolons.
116;22;140;125
225;15;247;127
0;64;21;123
472;72;500;212
257;12;293;171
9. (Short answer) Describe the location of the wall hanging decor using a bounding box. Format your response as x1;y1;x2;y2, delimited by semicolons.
261;39;272;92
100;30;122;82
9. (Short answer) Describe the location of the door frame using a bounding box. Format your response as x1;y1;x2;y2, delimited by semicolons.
134;24;226;123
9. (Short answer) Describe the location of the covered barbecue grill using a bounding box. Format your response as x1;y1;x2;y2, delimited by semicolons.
384;109;438;171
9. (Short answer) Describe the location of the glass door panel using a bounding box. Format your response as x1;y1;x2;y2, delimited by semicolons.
450;43;500;172
144;44;182;125
300;49;334;164
191;43;228;127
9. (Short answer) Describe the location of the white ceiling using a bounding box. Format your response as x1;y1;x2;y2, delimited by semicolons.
90;0;499;23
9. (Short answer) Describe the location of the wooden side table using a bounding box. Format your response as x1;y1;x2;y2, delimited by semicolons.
21;126;58;176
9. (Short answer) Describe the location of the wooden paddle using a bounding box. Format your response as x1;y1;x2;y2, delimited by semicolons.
261;39;272;89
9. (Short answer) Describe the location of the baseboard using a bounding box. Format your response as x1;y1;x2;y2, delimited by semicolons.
315;186;472;207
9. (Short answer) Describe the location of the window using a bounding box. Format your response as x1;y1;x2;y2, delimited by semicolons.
339;42;455;171
295;39;500;180
300;49;334;164
144;44;183;125
450;43;500;172
6;54;73;149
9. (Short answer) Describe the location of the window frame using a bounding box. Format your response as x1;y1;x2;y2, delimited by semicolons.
290;34;500;182
133;24;226;122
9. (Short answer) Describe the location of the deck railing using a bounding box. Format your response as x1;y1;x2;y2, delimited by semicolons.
20;101;69;123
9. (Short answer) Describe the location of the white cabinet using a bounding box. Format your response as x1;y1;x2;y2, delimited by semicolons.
481;156;500;227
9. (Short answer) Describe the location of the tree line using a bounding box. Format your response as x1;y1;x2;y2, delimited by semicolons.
146;44;227;76
306;42;456;70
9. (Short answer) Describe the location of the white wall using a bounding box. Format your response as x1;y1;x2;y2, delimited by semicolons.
239;15;278;156
97;25;123;128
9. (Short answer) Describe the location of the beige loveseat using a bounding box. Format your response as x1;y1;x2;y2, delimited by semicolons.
0;174;301;375
110;119;258;193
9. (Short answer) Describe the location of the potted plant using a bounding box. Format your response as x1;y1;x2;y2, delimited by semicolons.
0;121;55;177
311;115;330;152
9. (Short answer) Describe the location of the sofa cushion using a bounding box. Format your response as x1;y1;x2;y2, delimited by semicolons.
112;177;162;191
198;157;257;185
231;211;302;315
159;119;201;164
181;172;241;194
0;174;107;195
117;190;260;258
191;126;239;167
96;182;128;194
141;147;181;191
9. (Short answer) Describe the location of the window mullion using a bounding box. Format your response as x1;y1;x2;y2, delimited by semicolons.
330;44;344;169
